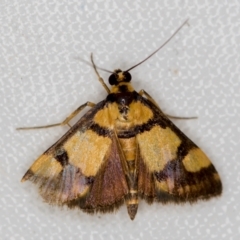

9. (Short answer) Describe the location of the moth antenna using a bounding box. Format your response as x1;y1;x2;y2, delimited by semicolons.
91;53;110;93
126;19;189;72
75;56;113;73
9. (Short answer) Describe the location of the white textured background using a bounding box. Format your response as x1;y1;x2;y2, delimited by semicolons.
0;0;240;239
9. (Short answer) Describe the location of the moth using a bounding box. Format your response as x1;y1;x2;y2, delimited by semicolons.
19;20;222;220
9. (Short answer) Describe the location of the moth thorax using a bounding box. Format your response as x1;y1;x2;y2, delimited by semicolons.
115;120;134;133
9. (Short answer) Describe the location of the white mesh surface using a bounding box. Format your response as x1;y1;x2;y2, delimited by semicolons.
0;0;240;239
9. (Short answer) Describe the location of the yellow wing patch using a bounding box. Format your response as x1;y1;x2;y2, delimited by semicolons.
128;101;153;124
94;102;119;128
25;154;63;179
137;126;181;172
182;148;211;172
64;130;111;176
155;180;170;193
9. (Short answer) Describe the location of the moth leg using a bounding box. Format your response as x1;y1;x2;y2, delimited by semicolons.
139;89;197;120
17;101;96;130
164;114;197;120
138;89;160;108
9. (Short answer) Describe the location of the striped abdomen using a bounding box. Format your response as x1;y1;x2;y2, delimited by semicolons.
117;130;138;220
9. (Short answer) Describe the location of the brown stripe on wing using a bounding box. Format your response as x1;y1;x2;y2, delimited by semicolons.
137;147;156;203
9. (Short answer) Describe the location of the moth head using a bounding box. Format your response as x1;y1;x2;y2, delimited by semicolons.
108;69;132;85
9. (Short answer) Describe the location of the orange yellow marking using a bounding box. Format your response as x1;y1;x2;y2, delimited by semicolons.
213;173;221;181
155;180;169;192
64;130;111;176
29;154;63;178
182;148;211;172
110;82;134;93
129;190;138;194
94;102;119;128
126;199;138;204
94;100;153;129
137;126;181;172
128;101;153;124
119;137;136;161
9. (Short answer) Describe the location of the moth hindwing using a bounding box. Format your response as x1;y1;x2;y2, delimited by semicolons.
20;21;222;220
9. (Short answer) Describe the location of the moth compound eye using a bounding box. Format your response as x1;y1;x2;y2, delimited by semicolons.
109;74;118;85
123;71;132;82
